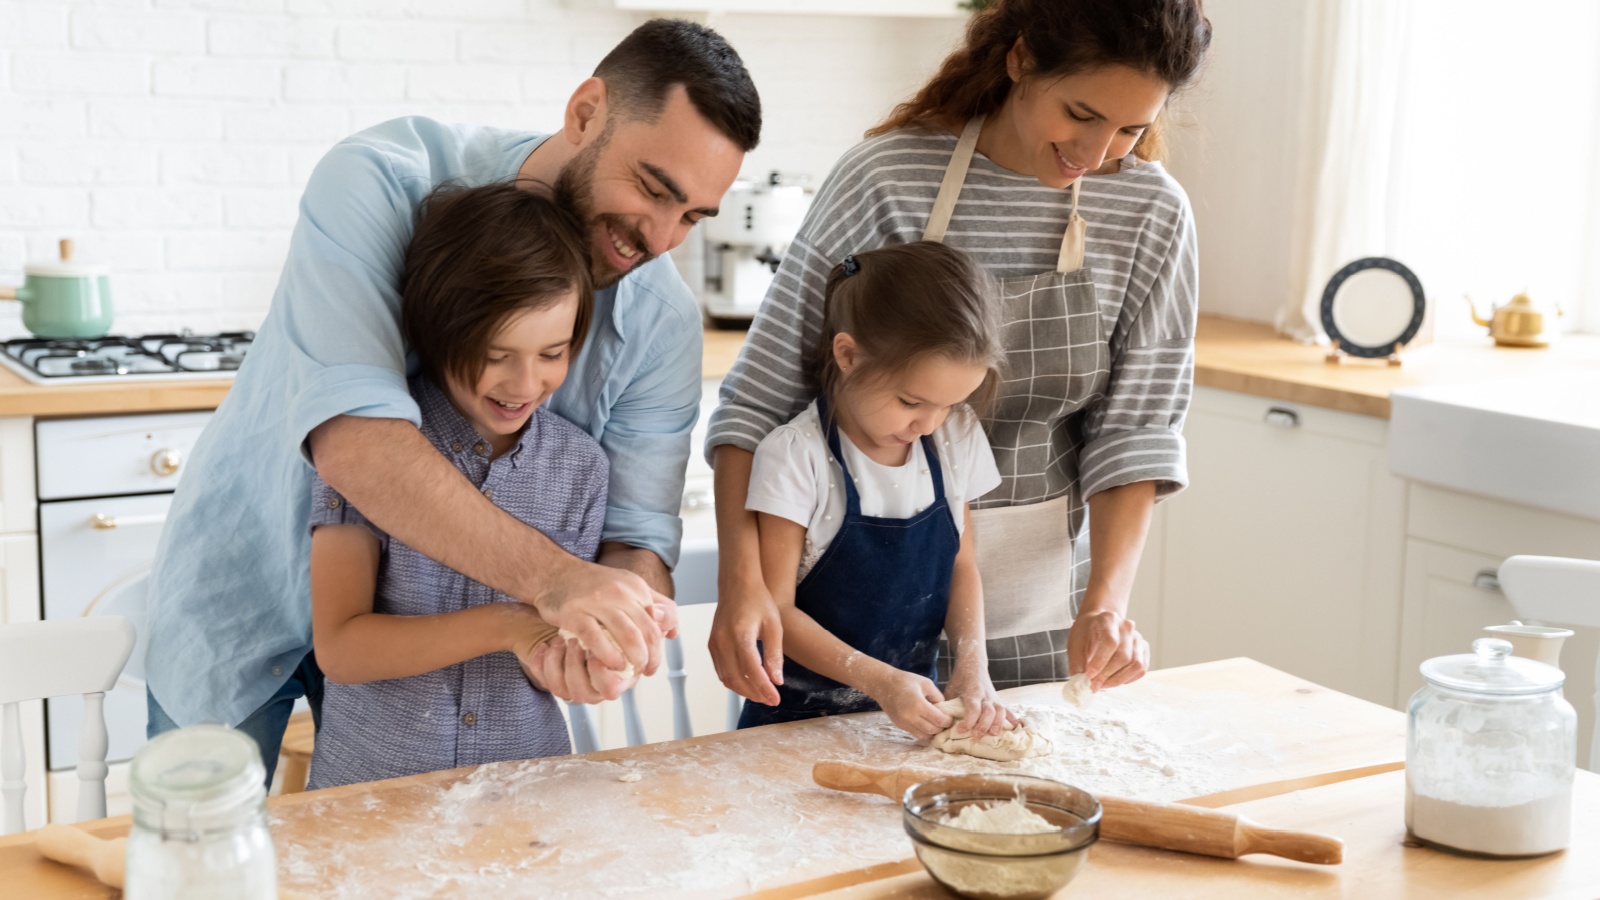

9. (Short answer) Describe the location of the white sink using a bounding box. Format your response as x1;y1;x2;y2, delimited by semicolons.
1390;375;1600;521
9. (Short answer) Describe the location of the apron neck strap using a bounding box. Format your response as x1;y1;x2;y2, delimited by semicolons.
923;116;984;244
817;393;950;513
924;116;1088;274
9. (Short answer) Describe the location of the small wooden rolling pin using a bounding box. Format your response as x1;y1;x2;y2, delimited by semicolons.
35;823;311;898
813;761;1344;865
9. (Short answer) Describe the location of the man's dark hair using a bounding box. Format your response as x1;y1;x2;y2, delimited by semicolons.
401;181;593;391
594;18;762;152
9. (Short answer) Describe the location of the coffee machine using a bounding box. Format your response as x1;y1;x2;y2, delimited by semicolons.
700;171;811;327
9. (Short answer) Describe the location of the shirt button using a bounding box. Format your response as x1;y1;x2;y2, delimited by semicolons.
451;441;462;453
462;712;478;726
271;665;282;677
474;441;488;455
326;497;340;509
482;487;494;502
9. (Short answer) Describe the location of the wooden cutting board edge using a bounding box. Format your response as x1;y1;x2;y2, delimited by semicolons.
739;759;1406;899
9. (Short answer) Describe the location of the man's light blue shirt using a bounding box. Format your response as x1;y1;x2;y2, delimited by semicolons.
146;117;703;728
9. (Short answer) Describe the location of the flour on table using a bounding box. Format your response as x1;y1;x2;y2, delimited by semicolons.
618;771;643;783
942;797;1056;834
1061;674;1092;708
929;699;1052;761
556;628;636;681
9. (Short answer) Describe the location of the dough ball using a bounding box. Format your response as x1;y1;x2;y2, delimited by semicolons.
929;699;1053;761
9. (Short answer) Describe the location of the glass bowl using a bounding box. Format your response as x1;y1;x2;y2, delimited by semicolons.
902;774;1100;900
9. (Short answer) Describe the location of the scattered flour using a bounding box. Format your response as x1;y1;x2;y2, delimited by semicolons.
618;772;643;784
1061;674;1092;708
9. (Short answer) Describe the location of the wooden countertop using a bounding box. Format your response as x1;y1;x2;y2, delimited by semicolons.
10;319;1600;421
0;658;1433;898
1193;316;1600;419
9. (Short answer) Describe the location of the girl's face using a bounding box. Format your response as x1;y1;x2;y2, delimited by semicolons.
832;335;989;464
989;55;1170;189
444;291;580;456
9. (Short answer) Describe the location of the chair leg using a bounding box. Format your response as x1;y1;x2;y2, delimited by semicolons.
621;691;645;747
76;692;109;822
2;701;25;835
666;635;692;741
278;754;310;795
567;703;600;754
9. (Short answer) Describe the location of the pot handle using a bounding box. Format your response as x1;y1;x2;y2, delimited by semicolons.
0;286;16;301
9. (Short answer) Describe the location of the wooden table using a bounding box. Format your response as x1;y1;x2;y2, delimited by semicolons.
2;658;1593;898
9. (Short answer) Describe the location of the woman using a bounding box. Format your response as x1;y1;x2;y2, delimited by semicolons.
705;0;1212;707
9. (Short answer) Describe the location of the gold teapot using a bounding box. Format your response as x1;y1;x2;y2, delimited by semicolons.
1465;292;1562;347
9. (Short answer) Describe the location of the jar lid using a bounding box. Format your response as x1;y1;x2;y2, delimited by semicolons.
130;725;265;836
24;261;109;278
1420;637;1565;695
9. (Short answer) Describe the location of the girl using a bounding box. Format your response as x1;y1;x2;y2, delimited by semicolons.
710;0;1209;706
738;241;1017;740
306;182;629;789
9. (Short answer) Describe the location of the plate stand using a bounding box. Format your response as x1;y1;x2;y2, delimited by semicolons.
1325;340;1405;367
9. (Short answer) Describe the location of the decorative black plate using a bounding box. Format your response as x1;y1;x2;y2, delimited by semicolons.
1320;257;1426;358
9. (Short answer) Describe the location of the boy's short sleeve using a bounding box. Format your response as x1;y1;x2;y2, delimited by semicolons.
309;472;390;552
745;424;823;529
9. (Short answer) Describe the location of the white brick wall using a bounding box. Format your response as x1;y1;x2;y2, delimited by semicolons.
0;0;963;336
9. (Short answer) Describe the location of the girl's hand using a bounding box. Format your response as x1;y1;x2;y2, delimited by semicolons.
870;670;954;739
944;666;1018;737
1068;608;1149;691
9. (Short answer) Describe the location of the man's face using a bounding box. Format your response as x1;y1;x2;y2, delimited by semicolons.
558;85;744;289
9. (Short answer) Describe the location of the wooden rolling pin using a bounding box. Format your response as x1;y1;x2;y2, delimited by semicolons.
35;823;311;898
36;824;126;888
813;761;1344;865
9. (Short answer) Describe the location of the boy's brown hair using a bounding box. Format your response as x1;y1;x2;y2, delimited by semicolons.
807;241;1005;420
401;180;593;390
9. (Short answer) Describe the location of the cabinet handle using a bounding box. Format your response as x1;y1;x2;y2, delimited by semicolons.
1472;568;1503;593
89;513;168;530
151;448;182;477
1263;407;1300;429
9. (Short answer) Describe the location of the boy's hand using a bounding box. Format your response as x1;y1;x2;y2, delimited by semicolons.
870;669;953;739
944;663;1018;737
519;638;640;703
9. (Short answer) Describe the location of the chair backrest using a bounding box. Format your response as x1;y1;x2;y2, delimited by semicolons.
0;617;136;834
567;538;741;753
1498;555;1600;771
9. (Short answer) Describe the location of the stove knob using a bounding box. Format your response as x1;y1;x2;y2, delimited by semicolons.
151;448;182;477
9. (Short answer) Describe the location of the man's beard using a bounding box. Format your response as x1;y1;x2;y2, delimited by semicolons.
556;127;654;290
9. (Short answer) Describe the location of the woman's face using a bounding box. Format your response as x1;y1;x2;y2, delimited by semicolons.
993;55;1171;189
444;292;580;457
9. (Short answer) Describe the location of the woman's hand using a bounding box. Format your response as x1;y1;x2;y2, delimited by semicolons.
868;669;953;739
709;569;786;706
1067;608;1149;691
944;663;1018;737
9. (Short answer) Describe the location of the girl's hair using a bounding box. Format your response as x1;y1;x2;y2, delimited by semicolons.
868;0;1212;161
809;242;1005;420
401;180;593;390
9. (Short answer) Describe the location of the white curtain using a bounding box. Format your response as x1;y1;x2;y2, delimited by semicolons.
1279;0;1413;342
1281;0;1600;341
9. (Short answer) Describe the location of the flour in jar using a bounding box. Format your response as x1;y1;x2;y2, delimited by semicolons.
1406;783;1571;856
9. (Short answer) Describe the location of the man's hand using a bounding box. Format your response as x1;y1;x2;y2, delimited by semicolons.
521;637;641;704
532;557;668;676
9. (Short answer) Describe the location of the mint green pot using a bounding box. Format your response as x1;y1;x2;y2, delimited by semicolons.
0;268;114;339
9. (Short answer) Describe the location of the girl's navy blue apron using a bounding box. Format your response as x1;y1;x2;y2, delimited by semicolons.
739;395;960;727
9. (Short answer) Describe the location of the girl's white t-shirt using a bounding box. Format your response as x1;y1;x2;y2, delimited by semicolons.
746;400;1003;579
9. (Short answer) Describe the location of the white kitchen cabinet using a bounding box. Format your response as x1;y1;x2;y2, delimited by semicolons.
1399;484;1600;769
0;415;45;833
564;0;964;16
1152;387;1406;707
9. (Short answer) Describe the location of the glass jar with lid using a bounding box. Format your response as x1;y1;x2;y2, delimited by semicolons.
125;724;278;899
1406;637;1576;857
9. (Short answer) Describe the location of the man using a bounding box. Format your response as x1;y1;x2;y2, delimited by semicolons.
145;19;760;780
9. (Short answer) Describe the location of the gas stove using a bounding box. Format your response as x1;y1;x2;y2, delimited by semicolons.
0;332;253;384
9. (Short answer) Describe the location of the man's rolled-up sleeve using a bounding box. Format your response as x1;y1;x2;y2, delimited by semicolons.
277;137;423;464
598;309;702;569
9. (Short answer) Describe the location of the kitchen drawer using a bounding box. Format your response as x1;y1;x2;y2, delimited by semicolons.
1408;483;1600;560
35;411;211;502
1188;385;1388;445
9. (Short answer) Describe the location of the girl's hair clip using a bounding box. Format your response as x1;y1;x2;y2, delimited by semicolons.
840;255;860;276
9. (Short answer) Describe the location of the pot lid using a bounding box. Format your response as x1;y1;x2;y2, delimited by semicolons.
1420;637;1565;695
24;261;110;278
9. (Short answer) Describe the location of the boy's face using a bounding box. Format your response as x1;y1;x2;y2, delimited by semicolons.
559;85;743;289
444;292;580;456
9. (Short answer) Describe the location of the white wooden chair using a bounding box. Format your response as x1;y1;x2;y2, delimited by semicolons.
1498;555;1600;771
1;616;136;834
568;538;741;752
